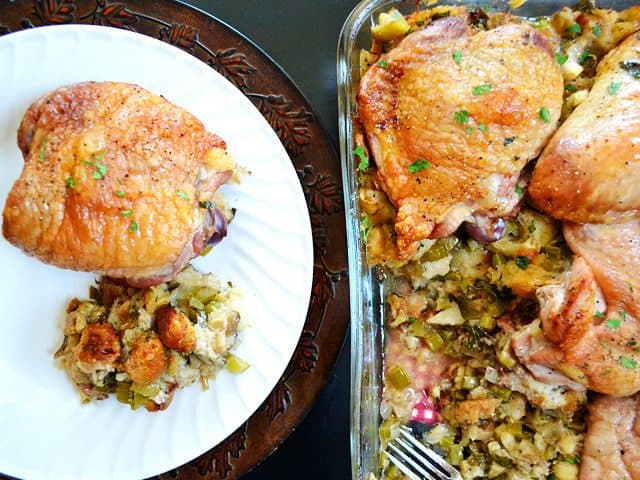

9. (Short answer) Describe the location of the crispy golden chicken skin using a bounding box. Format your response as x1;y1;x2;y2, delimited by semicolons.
357;17;563;257
529;33;640;224
2;82;233;286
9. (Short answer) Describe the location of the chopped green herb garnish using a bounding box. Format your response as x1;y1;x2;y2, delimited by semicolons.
606;319;621;329
555;53;568;65
621;310;628;320
452;51;462;63
377;60;388;68
539;106;551;122
199;200;212;209
455;110;469;125
566;456;581;465
361;216;372;243
129;221;138;233
39;136;47;162
594;311;606;319
565;83;578;93
629;282;634;292
65;177;75;189
620;356;637;369
94;151;105;162
592;25;601;37
407;159;431;173
515;185;524;197
465;126;473;135
83;159;107;180
608;82;621;94
578;49;592;65
478;123;487;134
504;137;516;146
120;209;133;217
565;23;582;35
177;191;189;200
472;83;492;95
115;190;125;198
515;256;530;270
353;145;369;171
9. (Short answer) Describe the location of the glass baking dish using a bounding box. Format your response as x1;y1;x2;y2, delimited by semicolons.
337;0;638;478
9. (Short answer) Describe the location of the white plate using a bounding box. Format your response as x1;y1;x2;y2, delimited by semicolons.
0;25;312;480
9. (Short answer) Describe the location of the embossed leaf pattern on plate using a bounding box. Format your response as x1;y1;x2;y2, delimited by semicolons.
33;0;75;24
193;425;248;478
292;331;319;373
309;174;343;215
249;94;314;156
93;1;138;29
159;23;199;53
263;381;292;422
310;213;330;256
208;49;258;91
311;264;338;308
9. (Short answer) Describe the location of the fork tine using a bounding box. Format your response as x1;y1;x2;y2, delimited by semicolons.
386;442;440;480
383;449;423;480
400;426;462;479
392;439;442;480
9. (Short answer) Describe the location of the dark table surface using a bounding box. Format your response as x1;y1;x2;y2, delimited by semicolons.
186;1;359;479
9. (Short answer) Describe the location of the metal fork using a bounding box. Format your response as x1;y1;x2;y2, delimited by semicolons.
384;426;463;480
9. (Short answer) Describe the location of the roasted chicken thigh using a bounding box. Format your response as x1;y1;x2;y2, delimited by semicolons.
529;33;640;224
517;33;640;397
517;30;640;479
358;16;563;257
3;82;234;286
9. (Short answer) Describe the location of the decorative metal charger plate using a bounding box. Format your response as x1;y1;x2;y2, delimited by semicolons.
0;2;348;479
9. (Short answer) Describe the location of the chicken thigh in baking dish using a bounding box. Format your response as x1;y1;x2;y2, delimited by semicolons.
356;5;640;480
517;34;640;397
2;82;234;287
357;16;563;258
529;33;640;224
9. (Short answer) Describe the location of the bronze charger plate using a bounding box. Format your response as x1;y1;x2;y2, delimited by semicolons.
0;1;348;479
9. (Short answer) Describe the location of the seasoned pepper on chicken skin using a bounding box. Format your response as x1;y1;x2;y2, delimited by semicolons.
357;16;563;258
2;81;234;287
